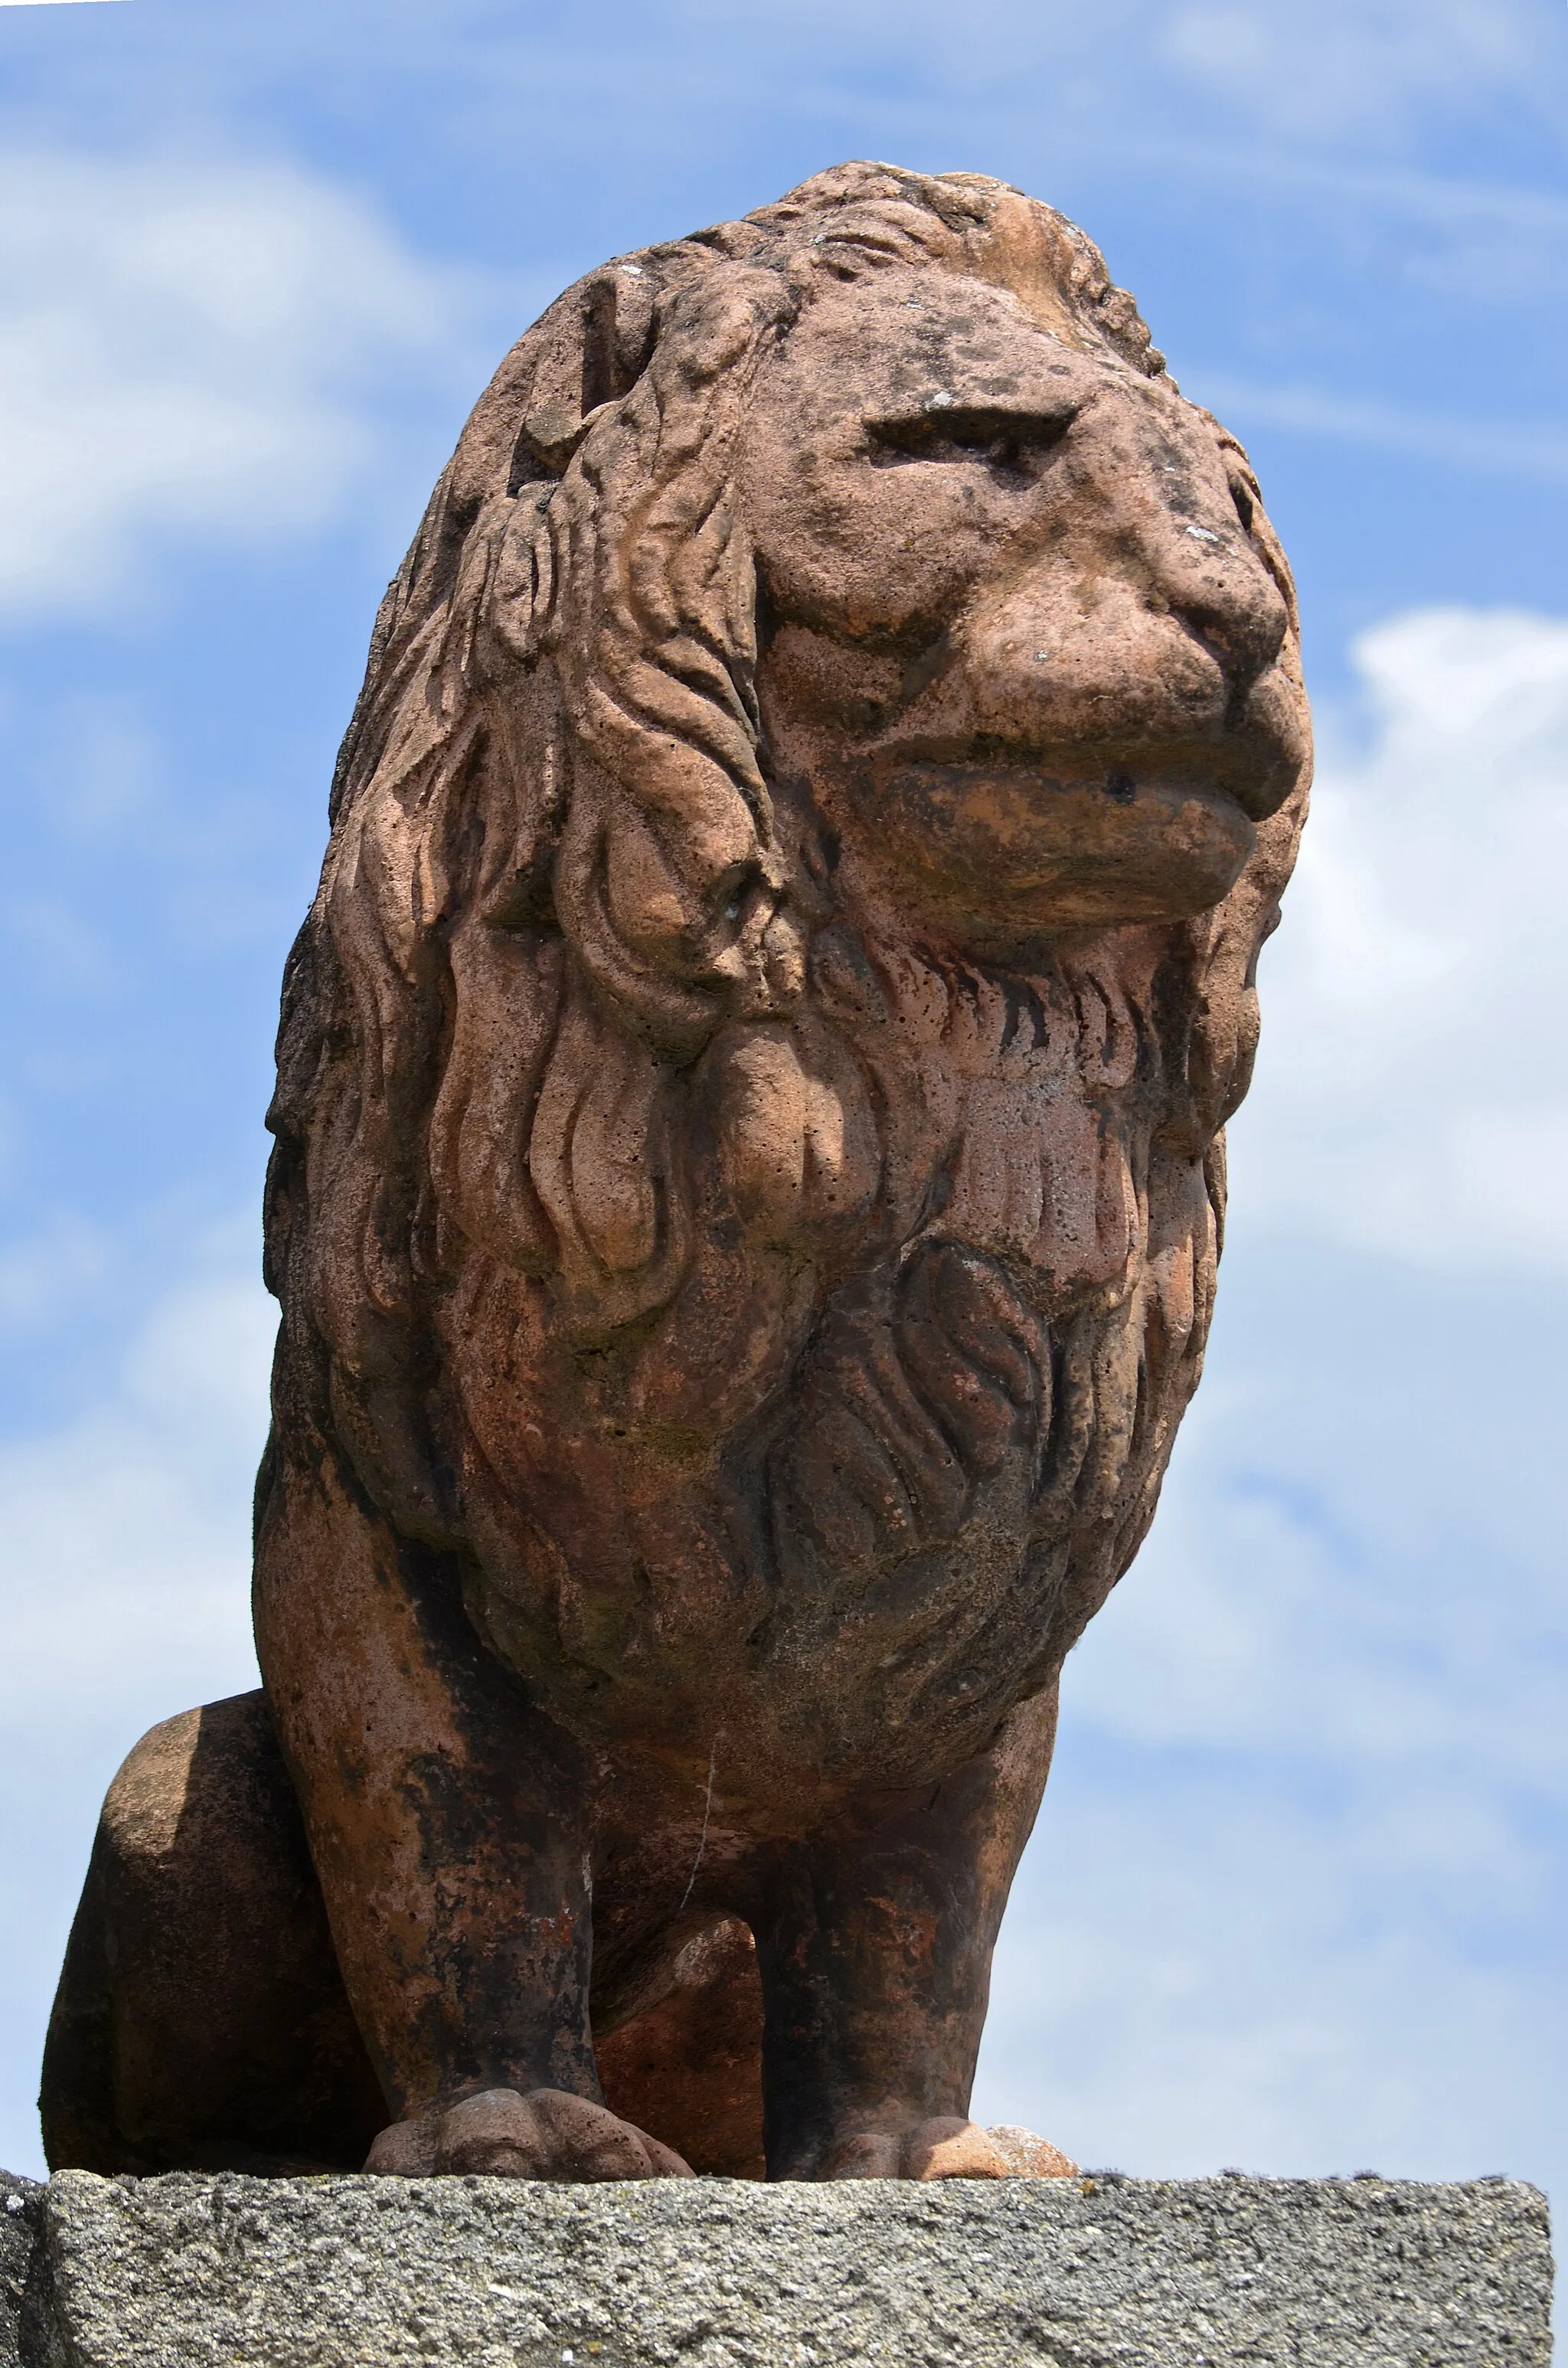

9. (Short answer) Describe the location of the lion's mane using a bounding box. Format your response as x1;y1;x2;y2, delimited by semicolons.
263;162;1301;1787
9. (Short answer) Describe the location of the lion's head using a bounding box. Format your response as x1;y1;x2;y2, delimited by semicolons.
265;164;1308;1794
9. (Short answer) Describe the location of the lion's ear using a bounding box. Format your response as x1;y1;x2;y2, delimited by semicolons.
508;265;658;490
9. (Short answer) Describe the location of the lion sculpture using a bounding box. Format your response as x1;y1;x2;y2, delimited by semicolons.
42;162;1309;2185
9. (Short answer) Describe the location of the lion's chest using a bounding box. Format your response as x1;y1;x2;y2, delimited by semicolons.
449;1047;1212;1793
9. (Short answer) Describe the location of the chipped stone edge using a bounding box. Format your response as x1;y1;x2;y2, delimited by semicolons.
4;2166;1556;2368
0;2171;51;2368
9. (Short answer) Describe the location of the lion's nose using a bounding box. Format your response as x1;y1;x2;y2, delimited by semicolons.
1151;518;1288;696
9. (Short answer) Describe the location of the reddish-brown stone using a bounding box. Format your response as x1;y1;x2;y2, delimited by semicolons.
595;1921;769;2179
41;162;1308;2184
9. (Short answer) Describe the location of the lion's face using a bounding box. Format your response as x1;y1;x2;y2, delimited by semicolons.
743;261;1308;953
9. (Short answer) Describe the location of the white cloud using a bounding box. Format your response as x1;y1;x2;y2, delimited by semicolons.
0;1231;268;1734
977;1761;1565;2180
975;605;1568;2196
1160;0;1552;141
0;1222;270;2172
1187;375;1568;489
0;151;472;618
1239;607;1568;1274
0;1209;109;1326
662;0;1567;145
1049;1354;1568;1791
976;1255;1567;2183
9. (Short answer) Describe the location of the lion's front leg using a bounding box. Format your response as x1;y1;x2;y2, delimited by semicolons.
252;1428;691;2180
754;1686;1063;2182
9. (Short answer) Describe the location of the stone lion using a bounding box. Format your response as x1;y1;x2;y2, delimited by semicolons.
42;162;1308;2184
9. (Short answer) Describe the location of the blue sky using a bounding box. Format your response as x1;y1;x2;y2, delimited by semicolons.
2;0;1565;2200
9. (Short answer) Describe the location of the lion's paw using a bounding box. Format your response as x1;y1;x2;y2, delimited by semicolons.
985;2122;1080;2178
822;2117;1079;2180
364;2086;695;2180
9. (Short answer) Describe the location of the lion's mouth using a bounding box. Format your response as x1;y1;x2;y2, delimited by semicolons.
873;705;1298;829
864;627;1308;830
841;745;1279;944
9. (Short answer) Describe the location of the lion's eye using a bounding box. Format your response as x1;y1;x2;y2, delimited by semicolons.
1224;466;1295;616
866;407;1071;479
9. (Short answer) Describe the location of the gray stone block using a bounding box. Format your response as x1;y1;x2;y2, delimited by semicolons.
1;2172;44;2368
9;2167;1550;2366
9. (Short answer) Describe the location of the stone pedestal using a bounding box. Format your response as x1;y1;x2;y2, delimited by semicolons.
1;2166;1552;2366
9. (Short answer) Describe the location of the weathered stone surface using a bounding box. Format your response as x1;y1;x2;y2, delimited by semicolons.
42;160;1313;2189
0;2173;44;2368
32;2170;1553;2367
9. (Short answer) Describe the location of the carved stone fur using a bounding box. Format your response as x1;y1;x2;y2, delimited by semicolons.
44;162;1309;2185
